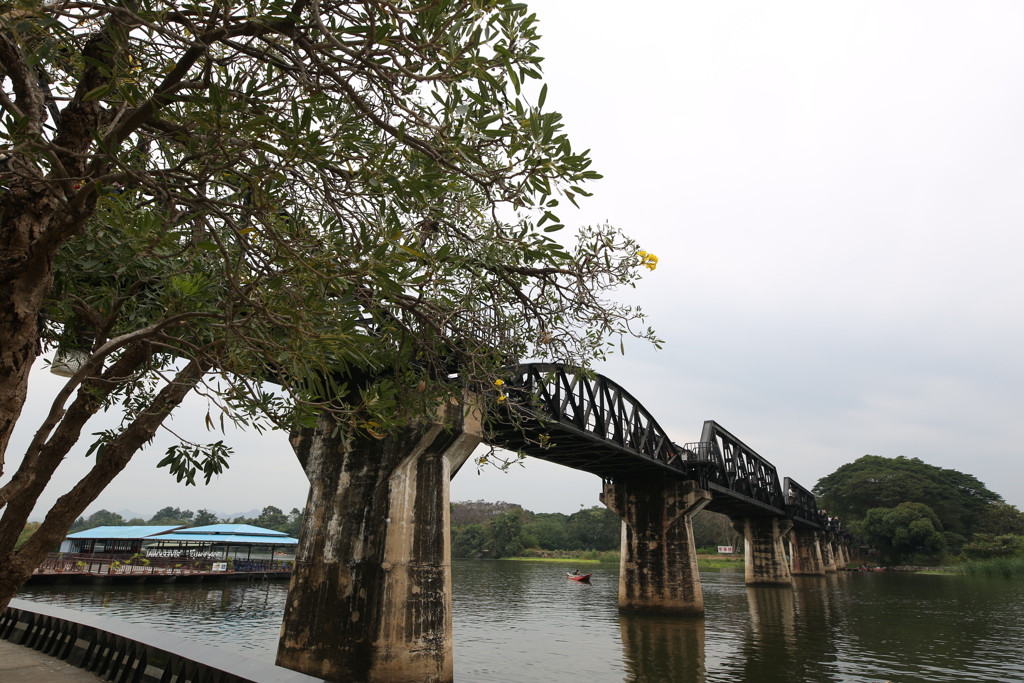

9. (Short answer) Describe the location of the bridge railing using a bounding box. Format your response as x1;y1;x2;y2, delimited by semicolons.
508;364;677;466
503;364;831;525
35;553;294;575
679;441;715;462
698;421;786;509
1;598;322;683
783;477;823;525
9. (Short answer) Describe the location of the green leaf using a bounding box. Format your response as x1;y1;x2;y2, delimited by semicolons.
82;83;114;102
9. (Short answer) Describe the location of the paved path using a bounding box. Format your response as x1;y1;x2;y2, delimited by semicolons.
0;640;104;683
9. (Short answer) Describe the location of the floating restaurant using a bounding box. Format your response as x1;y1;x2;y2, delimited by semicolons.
60;525;184;555
34;523;299;584
143;524;298;563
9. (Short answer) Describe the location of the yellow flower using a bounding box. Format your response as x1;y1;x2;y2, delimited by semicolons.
494;379;504;387
497;394;507;403
637;251;658;271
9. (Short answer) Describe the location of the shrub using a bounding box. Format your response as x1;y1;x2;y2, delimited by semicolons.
959;556;1024;578
961;534;1024;560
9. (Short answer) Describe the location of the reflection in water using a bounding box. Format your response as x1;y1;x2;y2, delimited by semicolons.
741;584;797;682
17;563;1024;682
19;579;287;657
619;612;705;683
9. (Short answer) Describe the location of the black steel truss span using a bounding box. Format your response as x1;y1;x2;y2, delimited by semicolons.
490;363;828;529
784;477;826;528
490;363;682;480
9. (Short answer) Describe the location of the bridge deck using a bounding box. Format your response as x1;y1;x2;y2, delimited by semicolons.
492;364;834;531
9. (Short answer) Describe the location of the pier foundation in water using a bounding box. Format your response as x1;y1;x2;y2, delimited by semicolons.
277;402;482;683
601;478;711;615
789;528;826;575
734;517;794;585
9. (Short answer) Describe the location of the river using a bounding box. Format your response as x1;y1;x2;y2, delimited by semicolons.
16;560;1024;682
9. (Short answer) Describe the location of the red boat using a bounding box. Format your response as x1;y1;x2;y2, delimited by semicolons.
566;572;592;582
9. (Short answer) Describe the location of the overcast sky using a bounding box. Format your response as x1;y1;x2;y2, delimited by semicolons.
8;1;1024;522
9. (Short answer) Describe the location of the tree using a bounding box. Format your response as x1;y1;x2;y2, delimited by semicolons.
813;455;1002;537
69;509;126;532
283;508;303;538
691;510;742;551
975;502;1024;536
192;509;220;526
451;523;487;559
523;513;568;550
450;500;523;527
148;507;194;526
961;533;1024;560
861;502;946;564
15;522;39;551
0;0;658;613
565;506;620;551
486;509;524;559
253;505;289;531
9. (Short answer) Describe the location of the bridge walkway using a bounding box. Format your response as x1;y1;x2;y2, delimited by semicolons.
0;639;104;683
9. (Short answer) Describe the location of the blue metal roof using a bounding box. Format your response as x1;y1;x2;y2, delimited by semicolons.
148;533;298;545
65;526;182;540
168;524;288;537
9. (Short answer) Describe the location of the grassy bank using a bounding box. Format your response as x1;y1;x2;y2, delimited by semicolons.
695;554;744;570
496;550;745;570
957;556;1024;578
506;550;621;564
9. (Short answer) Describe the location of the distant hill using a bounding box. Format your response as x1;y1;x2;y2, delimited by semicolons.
221;509;262;522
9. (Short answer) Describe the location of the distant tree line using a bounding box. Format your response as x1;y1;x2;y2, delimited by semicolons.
66;506;304;538
449;501;742;559
814;455;1024;565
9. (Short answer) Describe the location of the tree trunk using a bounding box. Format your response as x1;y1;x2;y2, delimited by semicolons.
0;342;153;511
0;359;208;613
0;190;68;475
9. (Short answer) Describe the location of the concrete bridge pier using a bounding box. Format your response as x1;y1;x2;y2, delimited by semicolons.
277;401;483;683
834;539;848;568
733;517;794;585
788;529;825;576
601;479;711;615
819;532;838;572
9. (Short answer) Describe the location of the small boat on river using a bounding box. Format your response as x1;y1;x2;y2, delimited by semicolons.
566;572;592;582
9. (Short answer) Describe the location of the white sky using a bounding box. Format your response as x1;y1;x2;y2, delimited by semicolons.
8;1;1024;521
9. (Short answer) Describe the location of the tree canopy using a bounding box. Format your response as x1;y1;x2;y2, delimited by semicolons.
861;502;946;565
450;502;621;558
0;0;658;611
813;455;1002;538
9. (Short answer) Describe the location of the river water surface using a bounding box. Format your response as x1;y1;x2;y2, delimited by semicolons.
17;560;1024;682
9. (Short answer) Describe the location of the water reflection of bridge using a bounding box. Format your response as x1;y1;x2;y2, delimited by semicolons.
276;362;851;683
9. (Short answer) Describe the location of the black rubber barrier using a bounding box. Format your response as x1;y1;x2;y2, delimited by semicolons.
0;598;324;683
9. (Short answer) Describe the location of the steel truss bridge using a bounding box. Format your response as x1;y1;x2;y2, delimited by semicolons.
490;363;831;530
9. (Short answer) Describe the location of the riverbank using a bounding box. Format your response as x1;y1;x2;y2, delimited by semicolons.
498;550;746;570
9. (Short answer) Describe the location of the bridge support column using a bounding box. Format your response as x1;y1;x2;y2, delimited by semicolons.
819;532;837;572
834;539;848;568
277;401;482;683
734;518;793;585
788;529;825;575
601;479;711;615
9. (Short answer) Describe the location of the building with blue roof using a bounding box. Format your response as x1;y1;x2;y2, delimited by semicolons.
60;526;183;554
144;524;298;562
39;524;300;582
